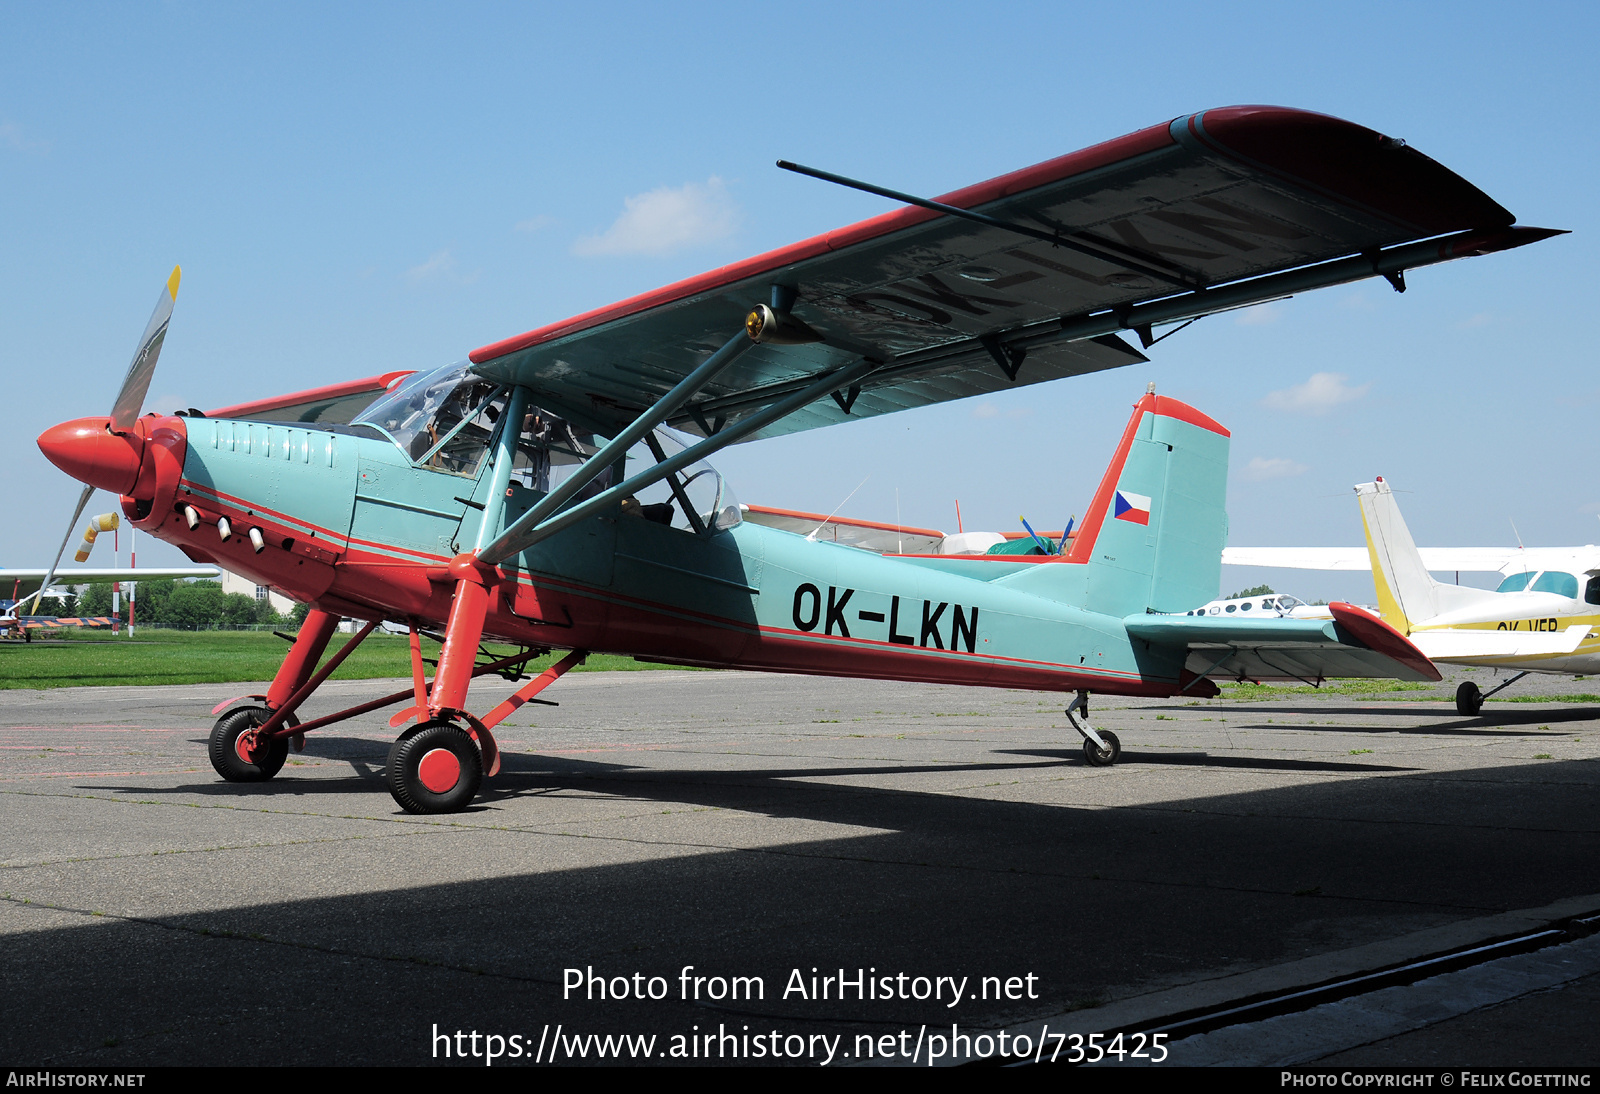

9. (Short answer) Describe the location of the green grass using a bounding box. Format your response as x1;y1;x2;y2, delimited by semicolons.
1219;678;1437;702
1490;694;1600;704
0;628;687;690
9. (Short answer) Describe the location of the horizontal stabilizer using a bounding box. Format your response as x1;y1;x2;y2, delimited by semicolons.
1126;601;1440;683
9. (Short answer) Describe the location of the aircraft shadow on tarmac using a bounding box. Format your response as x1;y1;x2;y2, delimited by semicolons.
17;744;1600;1065
992;749;1419;773
1167;705;1597;735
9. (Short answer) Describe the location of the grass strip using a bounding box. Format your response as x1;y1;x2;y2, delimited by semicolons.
0;629;689;690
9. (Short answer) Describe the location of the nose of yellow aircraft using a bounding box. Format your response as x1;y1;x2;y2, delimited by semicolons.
37;417;147;496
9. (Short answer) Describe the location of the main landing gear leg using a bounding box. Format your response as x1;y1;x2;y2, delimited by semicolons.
208;609;348;782
1066;690;1121;767
385;556;501;816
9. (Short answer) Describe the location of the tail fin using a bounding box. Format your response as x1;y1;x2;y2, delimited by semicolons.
1357;477;1499;632
1003;393;1230;615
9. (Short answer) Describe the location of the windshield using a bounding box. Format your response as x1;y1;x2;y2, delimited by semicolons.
353;362;508;477
354;370;741;532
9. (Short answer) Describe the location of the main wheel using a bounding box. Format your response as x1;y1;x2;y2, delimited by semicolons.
1083;729;1121;767
1456;681;1485;716
209;706;290;782
386;721;483;814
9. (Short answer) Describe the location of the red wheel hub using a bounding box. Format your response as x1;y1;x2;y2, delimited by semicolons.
235;730;259;764
417;747;461;793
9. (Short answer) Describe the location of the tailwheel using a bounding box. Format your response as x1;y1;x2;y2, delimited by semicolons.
386;720;483;814
1083;729;1121;767
1456;681;1485;716
209;705;290;782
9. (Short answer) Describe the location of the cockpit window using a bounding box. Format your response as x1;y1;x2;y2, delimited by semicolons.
352;363;508;478
1496;571;1535;593
622;426;741;533
1530;571;1580;599
512;408;608;497
1586;575;1600;606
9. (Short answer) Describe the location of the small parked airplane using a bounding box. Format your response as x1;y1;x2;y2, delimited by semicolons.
1226;478;1600;713
33;106;1553;811
2;508;219;637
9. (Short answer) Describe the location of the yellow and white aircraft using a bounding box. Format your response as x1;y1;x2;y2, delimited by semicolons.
1225;478;1600;714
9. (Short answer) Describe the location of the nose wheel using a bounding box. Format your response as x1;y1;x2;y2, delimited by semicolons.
1456;681;1484;716
386;721;483;814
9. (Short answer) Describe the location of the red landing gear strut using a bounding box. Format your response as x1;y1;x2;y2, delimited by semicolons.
207;605;587;814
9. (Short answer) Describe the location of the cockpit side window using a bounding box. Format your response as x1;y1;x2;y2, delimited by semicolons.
1586;575;1600;606
511;407;610;499
1530;571;1579;599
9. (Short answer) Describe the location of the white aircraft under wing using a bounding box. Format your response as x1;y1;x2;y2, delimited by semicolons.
1;567;221;601
1221;545;1555;574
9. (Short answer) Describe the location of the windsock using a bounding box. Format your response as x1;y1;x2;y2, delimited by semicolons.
73;512;120;563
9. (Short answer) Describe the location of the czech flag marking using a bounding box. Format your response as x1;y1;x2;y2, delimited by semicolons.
1113;490;1151;526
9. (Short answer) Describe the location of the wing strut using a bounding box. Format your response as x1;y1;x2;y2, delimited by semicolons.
483;324;757;555
777;160;1198;290
481;354;879;563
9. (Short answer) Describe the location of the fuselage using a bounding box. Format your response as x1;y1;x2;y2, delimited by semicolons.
121;411;1191;698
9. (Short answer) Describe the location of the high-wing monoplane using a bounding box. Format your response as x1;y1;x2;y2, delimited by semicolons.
1231;478;1600;714
34;106;1554;812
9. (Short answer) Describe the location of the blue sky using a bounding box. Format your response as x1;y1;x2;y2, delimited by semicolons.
2;1;1594;602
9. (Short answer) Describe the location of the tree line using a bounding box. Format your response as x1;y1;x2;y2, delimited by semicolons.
33;579;310;629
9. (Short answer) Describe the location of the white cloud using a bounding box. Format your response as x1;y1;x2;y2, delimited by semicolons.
1261;372;1369;415
1232;301;1282;326
515;214;556;233
971;403;999;419
1241;456;1309;481
574;177;739;257
0;120;46;153
405;249;476;285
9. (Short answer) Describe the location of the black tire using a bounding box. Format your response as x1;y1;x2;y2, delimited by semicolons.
209;706;289;782
386;721;482;814
1456;681;1484;716
1083;729;1121;767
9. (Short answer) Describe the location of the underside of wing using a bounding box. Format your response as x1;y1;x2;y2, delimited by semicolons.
469;105;1557;444
1127;601;1441;684
203;372;415;425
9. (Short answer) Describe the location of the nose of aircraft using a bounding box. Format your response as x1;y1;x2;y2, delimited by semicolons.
37;417;145;496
